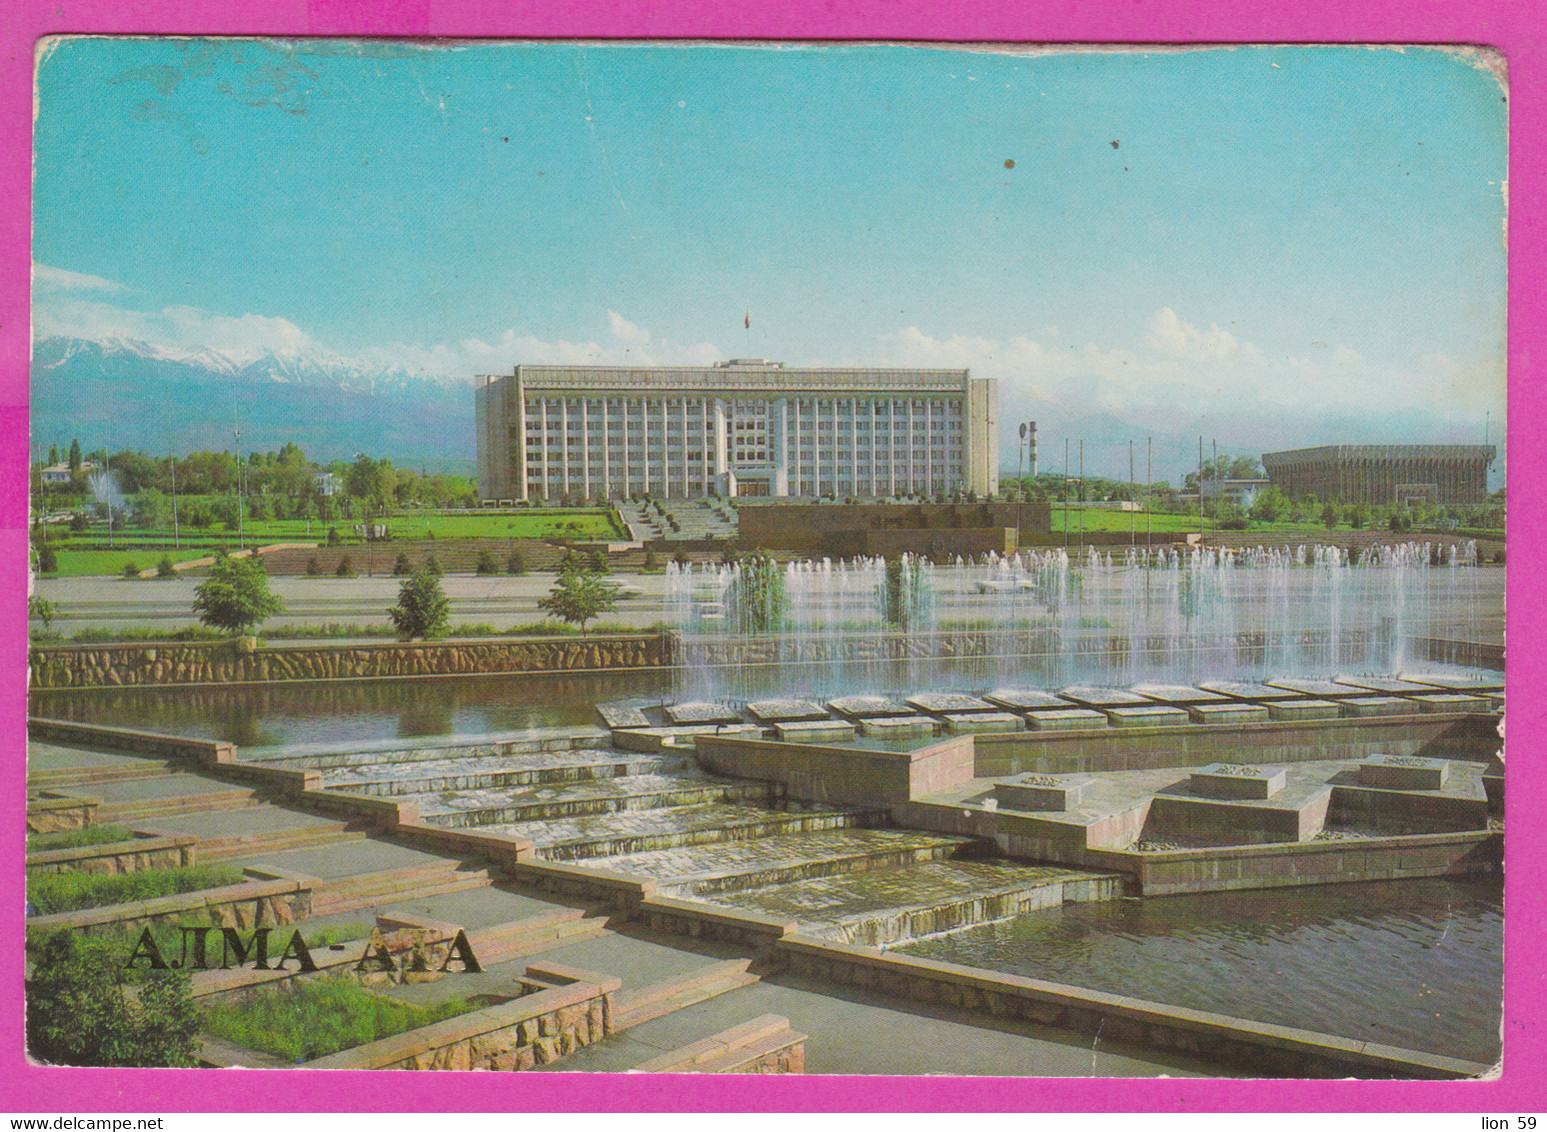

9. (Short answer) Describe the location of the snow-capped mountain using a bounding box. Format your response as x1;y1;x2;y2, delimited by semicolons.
30;336;478;472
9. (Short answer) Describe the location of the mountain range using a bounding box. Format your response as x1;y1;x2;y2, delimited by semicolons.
30;336;478;474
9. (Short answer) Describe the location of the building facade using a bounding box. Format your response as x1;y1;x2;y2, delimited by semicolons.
475;360;997;502
1261;445;1495;506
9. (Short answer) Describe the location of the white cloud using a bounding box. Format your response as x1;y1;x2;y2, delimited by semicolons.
32;263;127;294
607;310;651;346
161;305;317;354
1145;307;1258;365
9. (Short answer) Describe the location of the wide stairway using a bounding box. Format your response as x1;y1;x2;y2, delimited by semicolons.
319;740;1119;946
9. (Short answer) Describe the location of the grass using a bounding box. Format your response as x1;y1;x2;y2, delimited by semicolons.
37;548;212;578
27;864;247;916
200;975;480;1063
26;825;136;853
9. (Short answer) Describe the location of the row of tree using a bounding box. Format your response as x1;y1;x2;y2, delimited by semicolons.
34;442;478;513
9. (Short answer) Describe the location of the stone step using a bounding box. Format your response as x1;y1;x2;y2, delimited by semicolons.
415;774;773;828
97;788;265;824
308;863;493;916
522;802;880;862
465;909;611;966
610;958;761;1032
327;752;691;797
578;829;974;897
194;822;366;863
710;859;1124;948
28;762;181;791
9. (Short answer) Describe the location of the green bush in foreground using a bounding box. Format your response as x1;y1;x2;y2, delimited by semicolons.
200;975;476;1062
26;824;135;853
27;864;245;916
27;929;199;1067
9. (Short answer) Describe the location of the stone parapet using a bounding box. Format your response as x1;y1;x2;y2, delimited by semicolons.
773;934;1489;1079
29;634;672;690
28;875;312;936
27;831;198;876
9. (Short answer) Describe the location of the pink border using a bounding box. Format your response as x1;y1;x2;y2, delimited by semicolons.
2;0;1537;1113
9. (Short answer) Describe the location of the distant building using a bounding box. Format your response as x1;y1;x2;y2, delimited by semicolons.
1199;477;1272;509
475;360;997;503
39;460;95;485
314;472;340;497
1261;445;1495;506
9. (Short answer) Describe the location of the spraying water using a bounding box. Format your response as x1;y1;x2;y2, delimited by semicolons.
666;542;1483;700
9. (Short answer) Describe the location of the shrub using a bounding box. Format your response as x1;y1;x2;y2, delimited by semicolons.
37;545;58;573
336;555;354;577
27;864;245;916
424;555;442;576
27;825;135;853
506;551;527;576
199;975;475;1063
156;555;177;579
326;526;341;546
306;556;321;576
122;562;141;578
393;552;412;576
69;512;90;533
475;549;498;575
26;929;199;1067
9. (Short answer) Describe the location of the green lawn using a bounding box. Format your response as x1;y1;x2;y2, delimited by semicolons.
40;548;213;578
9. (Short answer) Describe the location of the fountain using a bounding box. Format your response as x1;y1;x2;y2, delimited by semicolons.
666;540;1487;702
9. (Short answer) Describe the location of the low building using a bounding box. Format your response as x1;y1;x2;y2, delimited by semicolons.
737;500;1049;560
475;360;997;503
39;461;96;485
1261;445;1495;506
1199;477;1272;510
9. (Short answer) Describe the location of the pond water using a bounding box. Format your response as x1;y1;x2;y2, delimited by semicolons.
902;875;1503;1064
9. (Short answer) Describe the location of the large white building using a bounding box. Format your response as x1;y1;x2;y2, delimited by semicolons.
475;360;997;503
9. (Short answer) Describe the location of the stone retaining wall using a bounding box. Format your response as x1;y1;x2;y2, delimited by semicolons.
27;832;197;876
25;794;99;835
630;1014;806;1073
302;963;619;1071
28;876;313;936
773;935;1488;1079
29;634;672;689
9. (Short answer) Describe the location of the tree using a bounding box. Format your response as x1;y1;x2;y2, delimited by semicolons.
506;550;527;576
393;552;412;576
28;594;56;630
27;929;199;1068
156;555;177;579
1248;486;1288;523
192;554;281;633
1321;501;1340;530
538;569;619;631
389;566;451;640
67;439;82;472
475;549;498;575
36;546;58;574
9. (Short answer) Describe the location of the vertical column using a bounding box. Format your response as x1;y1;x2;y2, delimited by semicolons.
539;396;549;500
640;397;650;495
620;398;629;498
515;383;529;502
925;398;934;494
660;397;670;497
600;398;610;499
773;397;789;496
682;398;690;497
850;396;859;498
906;398;915;493
867;399;878;497
581;398;591;501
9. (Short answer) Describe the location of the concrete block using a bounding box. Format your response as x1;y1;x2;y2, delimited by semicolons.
1025;708;1108;730
1186;703;1269;725
747;699;831;723
1190;763;1287;799
773;720;857;742
1360;754;1450;790
993;774;1095;812
943;712;1024;734
1266;699;1342;721
828;696;912;719
1339;697;1418;718
984;690;1069;712
859;715;937;739
1104;706;1189;727
1404;693;1492;714
664;701;744;725
907;693;997;715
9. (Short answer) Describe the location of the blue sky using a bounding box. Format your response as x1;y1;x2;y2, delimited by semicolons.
32;39;1508;483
